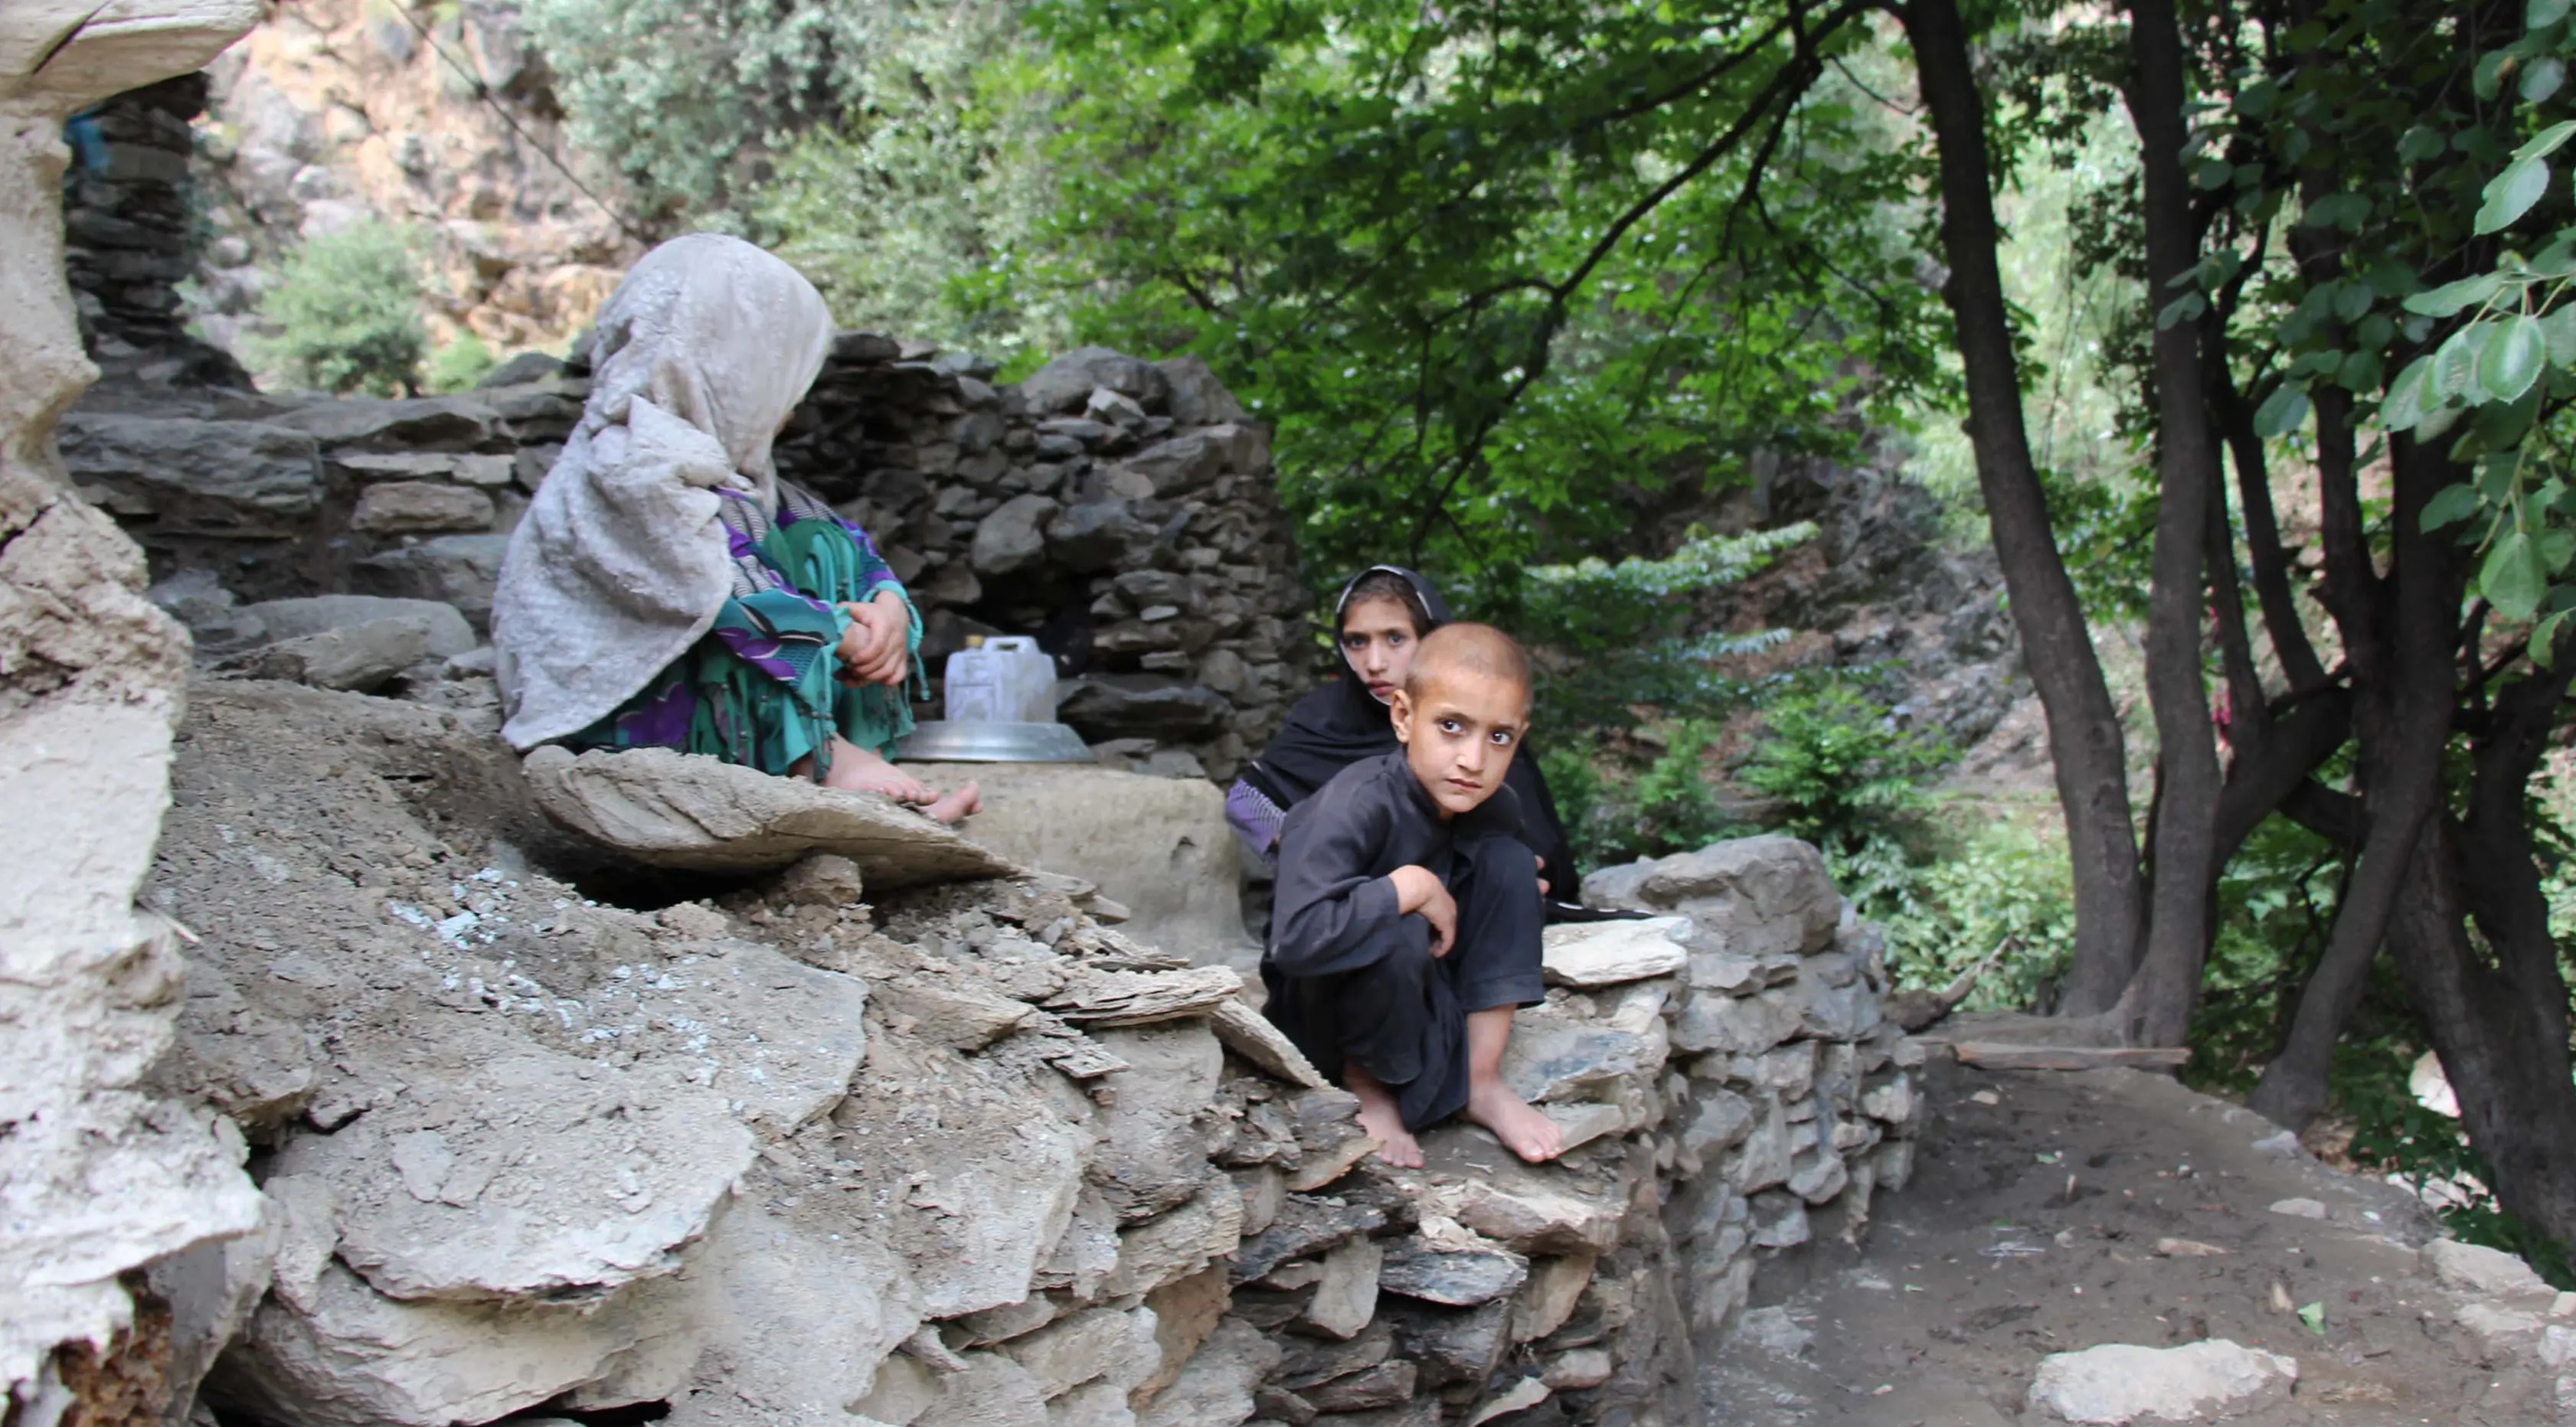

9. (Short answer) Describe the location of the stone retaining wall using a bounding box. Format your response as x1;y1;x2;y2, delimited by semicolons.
62;339;1311;780
60;72;253;389
142;678;1917;1426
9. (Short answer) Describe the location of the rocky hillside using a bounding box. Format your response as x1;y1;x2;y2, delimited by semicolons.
188;0;636;364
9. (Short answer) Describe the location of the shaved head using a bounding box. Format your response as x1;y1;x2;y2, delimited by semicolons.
1402;622;1532;707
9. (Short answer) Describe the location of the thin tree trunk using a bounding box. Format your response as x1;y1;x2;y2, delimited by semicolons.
2249;430;2460;1128
2114;0;2228;1047
1906;0;2143;1013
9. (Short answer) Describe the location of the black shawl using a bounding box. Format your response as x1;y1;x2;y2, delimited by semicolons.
1243;566;1586;907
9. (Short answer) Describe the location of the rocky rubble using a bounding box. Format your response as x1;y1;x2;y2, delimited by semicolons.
124;673;1922;1426
70;337;1309;781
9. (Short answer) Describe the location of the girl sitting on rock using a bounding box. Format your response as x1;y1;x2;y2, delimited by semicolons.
492;233;979;823
1228;566;1583;912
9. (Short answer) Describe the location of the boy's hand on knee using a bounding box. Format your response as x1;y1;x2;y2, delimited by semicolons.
1389;864;1458;958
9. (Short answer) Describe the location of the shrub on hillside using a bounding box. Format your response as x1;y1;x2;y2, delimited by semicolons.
247;220;427;397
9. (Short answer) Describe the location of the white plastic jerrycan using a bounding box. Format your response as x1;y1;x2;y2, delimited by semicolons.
940;635;1057;723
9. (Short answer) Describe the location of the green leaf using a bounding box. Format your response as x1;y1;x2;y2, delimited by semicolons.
2535;609;2573;668
2534;234;2576;277
2535;0;2572;28
2543;526;2576;573
2296;1301;2327;1336
2385;355;2436;429
2400;126;2449;163
2420;403;2467;440
2434;324;2487;398
2407;272;2504;315
2257;384;2311;438
2516;119;2576;163
2306;192;2370;230
2484;528;2550;620
2544;305;2576;364
2477;157;2552;234
2421;481;2484;530
2332;282;2375;323
2528;57;2568;104
2486;315;2548;401
2157;292;2207;330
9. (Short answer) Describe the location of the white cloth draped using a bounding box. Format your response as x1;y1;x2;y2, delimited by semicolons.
492;233;835;749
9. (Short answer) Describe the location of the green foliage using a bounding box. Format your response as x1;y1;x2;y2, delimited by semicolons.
247;220;427;397
521;0;879;217
1737;681;1953;913
1543;721;1738;872
757;1;1079;364
1513;524;1809;733
424;332;499;394
1028;0;1951;586
1881;818;2078;1011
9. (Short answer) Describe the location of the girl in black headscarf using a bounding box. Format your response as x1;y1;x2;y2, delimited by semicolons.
1228;566;1588;914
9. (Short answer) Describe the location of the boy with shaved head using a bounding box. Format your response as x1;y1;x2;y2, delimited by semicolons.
1262;622;1563;1167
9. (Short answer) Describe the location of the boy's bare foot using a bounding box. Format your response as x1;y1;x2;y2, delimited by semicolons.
1346;1067;1422;1168
923;780;982;825
1466;1079;1564;1163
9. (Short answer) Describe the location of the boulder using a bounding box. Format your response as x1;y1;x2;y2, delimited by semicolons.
2026;1340;2298;1423
1137;1319;1277;1427
1154;358;1248;426
1058;677;1234;742
355;533;509;624
270;395;502;452
1585;835;1842;959
973;494;1061;576
238;595;477;658
913;762;1254;970
1021;348;1171;416
349;481;495;534
519;745;1021;883
235;616;434;691
1120;435;1224;498
57;413;322;537
2424;1238;2557;1305
1047;501;1147;572
1540;917;1689;987
1378;1239;1528;1308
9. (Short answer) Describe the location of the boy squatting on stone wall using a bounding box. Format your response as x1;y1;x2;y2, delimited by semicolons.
1261;622;1566;1168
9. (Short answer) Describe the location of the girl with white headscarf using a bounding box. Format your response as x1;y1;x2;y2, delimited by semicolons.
491;233;979;822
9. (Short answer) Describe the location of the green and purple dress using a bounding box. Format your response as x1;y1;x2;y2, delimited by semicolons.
564;482;924;781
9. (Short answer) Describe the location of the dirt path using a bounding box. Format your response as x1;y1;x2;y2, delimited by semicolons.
1698;1051;2565;1425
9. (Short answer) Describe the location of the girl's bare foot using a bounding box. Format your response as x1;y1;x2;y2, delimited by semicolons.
1466;1079;1564;1164
1345;1066;1421;1168
819;740;935;804
923;780;982;825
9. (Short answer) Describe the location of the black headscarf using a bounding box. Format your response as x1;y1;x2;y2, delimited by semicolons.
1244;566;1585;908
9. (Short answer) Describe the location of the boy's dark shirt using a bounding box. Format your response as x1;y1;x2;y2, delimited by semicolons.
1263;749;1531;1126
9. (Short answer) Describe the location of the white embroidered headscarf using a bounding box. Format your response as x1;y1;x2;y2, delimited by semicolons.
492;234;835;749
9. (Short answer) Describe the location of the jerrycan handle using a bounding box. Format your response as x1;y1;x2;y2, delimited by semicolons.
984;635;1042;654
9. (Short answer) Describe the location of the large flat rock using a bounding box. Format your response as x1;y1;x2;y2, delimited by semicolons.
521;745;1022;883
265;1041;754;1303
2027;1340;2297;1423
911;762;1255;969
1540;916;1689;987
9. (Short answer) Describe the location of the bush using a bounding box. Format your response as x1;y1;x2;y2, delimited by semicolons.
248;220;427;396
1881;818;2077;1010
1545;720;1738;872
1737;681;1953;914
425;332;499;394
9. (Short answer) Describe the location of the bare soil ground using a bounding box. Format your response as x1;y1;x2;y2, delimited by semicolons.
1699;1050;2561;1425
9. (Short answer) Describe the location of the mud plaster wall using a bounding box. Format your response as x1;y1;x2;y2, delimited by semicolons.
1;2;266;1417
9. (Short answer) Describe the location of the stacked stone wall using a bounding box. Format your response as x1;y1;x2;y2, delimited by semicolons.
61;338;1311;780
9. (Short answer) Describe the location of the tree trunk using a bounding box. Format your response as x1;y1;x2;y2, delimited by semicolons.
2388;818;2576;1249
2115;0;2228;1047
1906;0;2143;1013
2248;429;2460;1128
